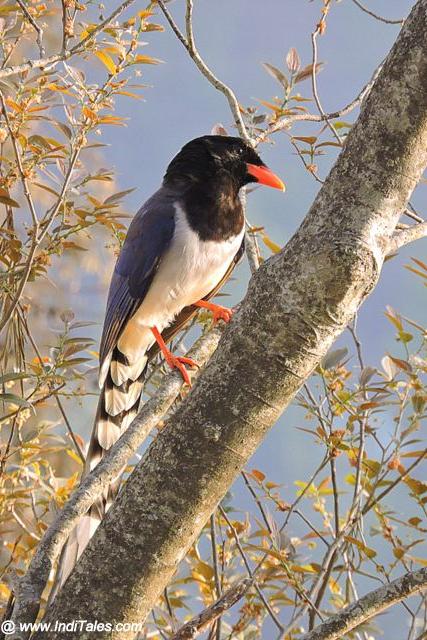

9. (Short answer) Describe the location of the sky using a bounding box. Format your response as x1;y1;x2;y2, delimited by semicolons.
60;1;426;635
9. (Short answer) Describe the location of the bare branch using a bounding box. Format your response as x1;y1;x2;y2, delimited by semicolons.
388;221;427;253
300;567;427;640
54;395;86;465
255;62;382;145
404;207;425;223
350;0;405;25
0;147;80;337
15;0;45;57
219;506;285;633
157;0;251;144
311;23;342;146
170;578;252;640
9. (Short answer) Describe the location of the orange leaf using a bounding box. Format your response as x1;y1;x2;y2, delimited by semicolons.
95;50;117;75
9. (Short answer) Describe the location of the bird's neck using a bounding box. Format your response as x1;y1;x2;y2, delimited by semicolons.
180;175;244;242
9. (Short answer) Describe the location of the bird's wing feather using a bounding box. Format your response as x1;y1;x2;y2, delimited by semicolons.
99;188;176;377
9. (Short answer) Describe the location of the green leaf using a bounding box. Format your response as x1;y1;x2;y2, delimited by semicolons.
0;372;30;385
0;393;31;408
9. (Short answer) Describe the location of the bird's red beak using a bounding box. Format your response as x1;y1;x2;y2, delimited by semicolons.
246;163;285;191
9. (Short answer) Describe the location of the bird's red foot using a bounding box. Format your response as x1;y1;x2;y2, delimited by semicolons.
164;353;198;386
151;326;198;386
194;300;234;324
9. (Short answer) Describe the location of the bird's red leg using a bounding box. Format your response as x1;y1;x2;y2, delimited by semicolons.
194;300;234;324
150;326;198;386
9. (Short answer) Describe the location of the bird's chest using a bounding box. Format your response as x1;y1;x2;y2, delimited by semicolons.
138;206;244;327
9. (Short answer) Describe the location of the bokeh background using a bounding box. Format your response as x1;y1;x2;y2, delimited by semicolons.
31;0;426;636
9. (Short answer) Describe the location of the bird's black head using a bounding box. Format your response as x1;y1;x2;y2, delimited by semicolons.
163;135;285;193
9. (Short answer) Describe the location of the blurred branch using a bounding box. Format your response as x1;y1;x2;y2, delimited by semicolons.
209;513;222;640
0;0;137;80
219;506;285;633
54;396;86;465
404;205;424;223
350;0;405;25
0;91;39;228
0;147;80;337
300;567;427;640
170;578;252;640
157;0;251;144
16;0;45;57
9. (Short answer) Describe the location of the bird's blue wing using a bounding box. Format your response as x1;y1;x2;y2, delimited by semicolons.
99;188;176;370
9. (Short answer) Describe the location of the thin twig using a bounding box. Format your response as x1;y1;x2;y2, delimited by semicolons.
210;513;222;640
350;0;405;25
0;91;39;226
0;0;137;80
311;28;342;145
157;0;251;144
405;206;424;224
16;0;45;57
54;395;86;464
170;578;252;640
362;449;427;516
0;147;80;336
60;0;70;54
255;62;382;145
219;506;285;633
300;567;427;640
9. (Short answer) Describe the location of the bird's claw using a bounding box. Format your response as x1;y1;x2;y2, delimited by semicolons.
195;300;234;325
211;306;233;325
165;354;198;386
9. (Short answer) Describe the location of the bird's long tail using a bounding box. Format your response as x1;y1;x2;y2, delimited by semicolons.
51;305;199;597
52;332;153;595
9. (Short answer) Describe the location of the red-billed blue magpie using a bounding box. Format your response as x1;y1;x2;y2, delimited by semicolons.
55;135;284;588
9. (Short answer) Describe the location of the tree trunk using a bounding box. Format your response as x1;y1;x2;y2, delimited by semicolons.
33;2;427;638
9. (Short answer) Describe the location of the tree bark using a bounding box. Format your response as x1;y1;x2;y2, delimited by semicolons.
300;567;427;640
33;1;427;638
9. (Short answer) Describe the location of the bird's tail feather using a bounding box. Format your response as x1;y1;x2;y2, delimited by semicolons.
52;341;151;596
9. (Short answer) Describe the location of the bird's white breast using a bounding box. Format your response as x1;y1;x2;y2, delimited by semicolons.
139;203;243;326
117;204;244;362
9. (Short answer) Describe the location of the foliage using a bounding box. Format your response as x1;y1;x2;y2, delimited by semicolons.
0;1;425;639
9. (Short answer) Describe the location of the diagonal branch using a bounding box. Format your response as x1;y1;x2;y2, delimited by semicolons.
254;62;382;145
9;325;225;637
350;0;405;25
300;567;427;640
170;578;252;640
16;0;45;57
388;221;427;253
0;0;136;80
30;3;427;639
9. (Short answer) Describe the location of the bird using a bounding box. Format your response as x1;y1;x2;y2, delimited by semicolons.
54;134;284;591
